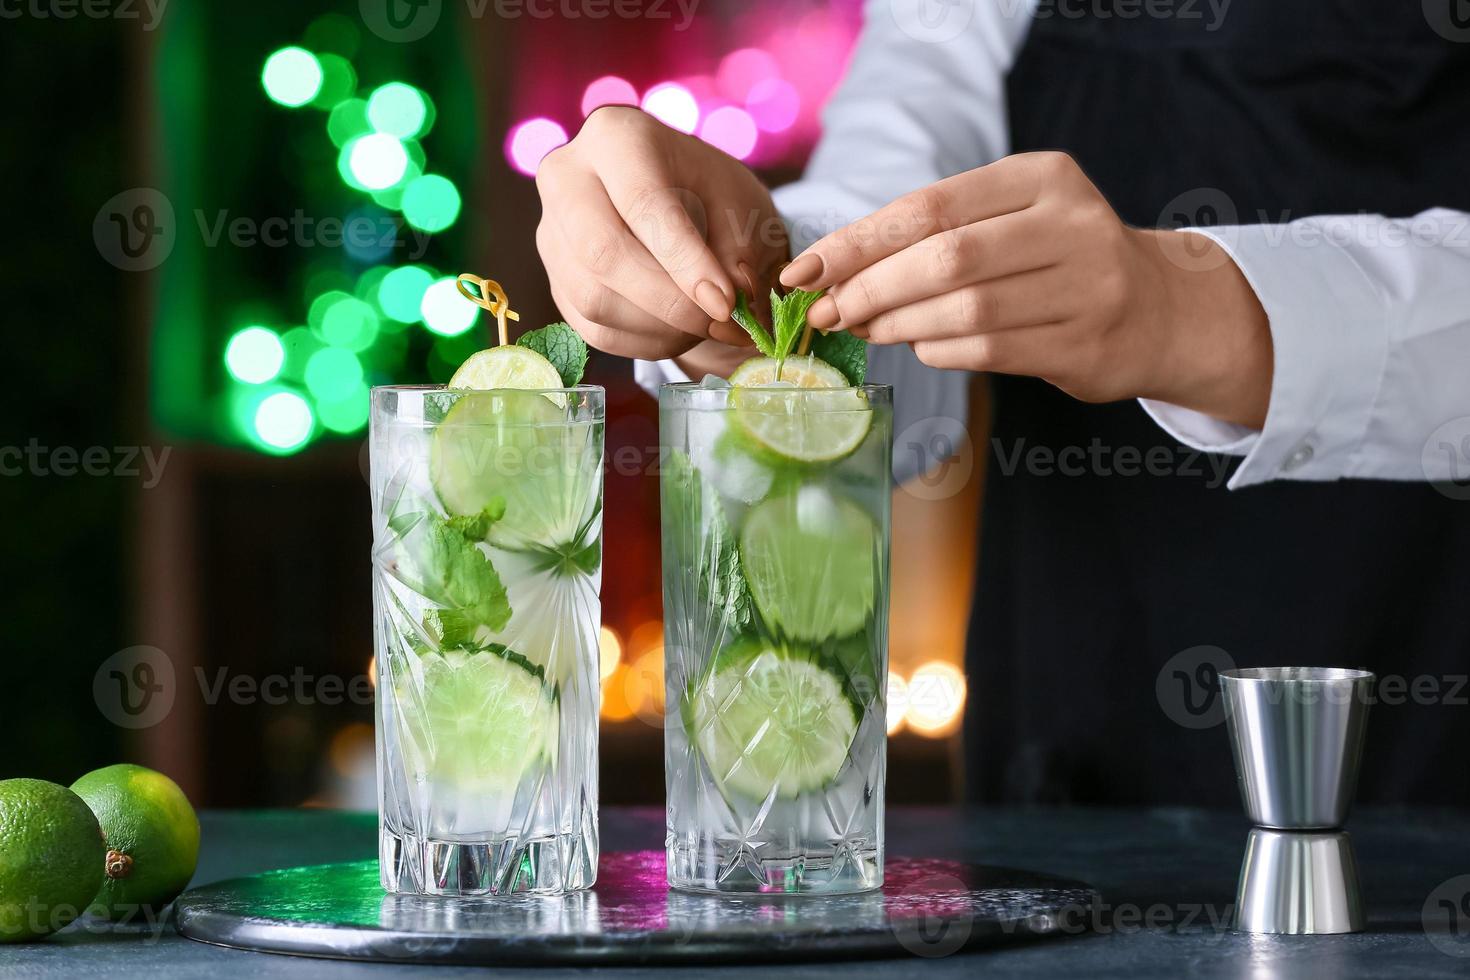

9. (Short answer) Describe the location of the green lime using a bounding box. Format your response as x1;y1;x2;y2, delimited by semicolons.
686;639;858;801
429;389;600;552
0;778;105;942
728;355;871;464
448;345;564;397
70;765;199;922
394;649;557;793
739;485;879;643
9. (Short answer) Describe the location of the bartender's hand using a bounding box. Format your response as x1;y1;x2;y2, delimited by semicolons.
535;106;788;361
782;152;1274;429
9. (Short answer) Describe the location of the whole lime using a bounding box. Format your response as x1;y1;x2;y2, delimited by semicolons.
70;765;199;922
0;778;105;943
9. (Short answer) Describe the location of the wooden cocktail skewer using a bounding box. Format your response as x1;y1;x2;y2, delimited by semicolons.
455;274;521;347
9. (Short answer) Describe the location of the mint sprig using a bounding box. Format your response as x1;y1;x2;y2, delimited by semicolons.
517;321;589;387
729;287;866;382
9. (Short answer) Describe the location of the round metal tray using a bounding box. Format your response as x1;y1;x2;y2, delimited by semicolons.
175;852;1098;965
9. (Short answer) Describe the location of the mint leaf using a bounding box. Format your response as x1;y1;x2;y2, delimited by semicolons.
517;322;589;387
731;292;776;357
391;509;512;637
772;288;824;362
661;450;754;631
447;497;507;541
809;329;868;385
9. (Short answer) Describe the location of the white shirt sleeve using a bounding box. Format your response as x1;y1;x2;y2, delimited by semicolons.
637;0;1035;484
1140;209;1470;489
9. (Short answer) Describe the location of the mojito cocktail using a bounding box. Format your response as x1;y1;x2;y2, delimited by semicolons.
661;359;893;894
371;380;603;896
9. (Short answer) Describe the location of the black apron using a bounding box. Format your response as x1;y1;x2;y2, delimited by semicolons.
968;0;1470;806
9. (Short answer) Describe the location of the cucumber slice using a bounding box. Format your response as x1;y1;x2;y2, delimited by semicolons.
729;356;871;464
686;640;858;800
395;648;557;794
739;485;878;643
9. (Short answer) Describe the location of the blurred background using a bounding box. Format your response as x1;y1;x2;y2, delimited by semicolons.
4;0;982;810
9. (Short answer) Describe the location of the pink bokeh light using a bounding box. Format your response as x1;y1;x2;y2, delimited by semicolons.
745;78;801;134
698;106;759;160
506;117;569;176
580;75;639;118
641;83;699;134
716;47;780;103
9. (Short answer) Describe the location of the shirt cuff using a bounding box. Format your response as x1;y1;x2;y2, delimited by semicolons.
632;358;691;400
1138;222;1390;490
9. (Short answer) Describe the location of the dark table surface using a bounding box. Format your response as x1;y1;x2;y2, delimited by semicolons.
6;806;1469;978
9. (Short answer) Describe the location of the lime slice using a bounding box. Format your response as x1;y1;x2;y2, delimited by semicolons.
729;356;871;464
449;345;563;394
397;649;557;794
687;640;858;800
739;485;879;643
430;388;600;551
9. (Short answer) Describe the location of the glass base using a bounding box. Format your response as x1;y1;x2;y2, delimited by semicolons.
666;836;882;895
381;828;596;897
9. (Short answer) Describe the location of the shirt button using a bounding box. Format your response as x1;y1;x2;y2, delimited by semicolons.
1283;443;1315;472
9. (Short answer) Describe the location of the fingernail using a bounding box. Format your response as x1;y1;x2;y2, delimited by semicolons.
806;296;839;330
781;253;824;288
737;261;758;298
695;279;733;321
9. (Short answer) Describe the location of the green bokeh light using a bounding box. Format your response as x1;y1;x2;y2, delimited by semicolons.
304;348;365;402
318;295;379;352
318;382;371;434
420;277;479;337
355;265;392;303
367;82;432;139
370;156;422;211
253;390;316;453
224;326;285;384
328;99;371;148
345;133;408;190
304;12;361;59
378;266;435;323
308;290;352;329
280;327;322;382
311;54;357;109
261;47;323;108
401;175;461;233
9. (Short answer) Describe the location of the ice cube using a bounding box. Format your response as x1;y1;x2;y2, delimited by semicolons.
699;374;731;389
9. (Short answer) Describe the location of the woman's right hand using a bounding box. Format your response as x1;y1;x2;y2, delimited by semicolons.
535;106;789;360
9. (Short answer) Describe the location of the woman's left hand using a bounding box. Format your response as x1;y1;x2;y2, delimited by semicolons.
780;152;1273;429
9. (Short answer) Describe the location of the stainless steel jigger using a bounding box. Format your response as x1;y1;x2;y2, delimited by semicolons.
1220;667;1374;935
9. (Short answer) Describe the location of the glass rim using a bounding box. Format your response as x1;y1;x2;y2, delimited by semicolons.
660;381;892;397
371;383;604;396
1220;667;1375;684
